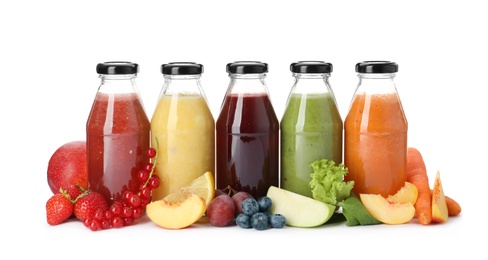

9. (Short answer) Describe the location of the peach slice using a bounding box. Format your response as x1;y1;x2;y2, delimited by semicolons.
431;171;449;223
386;182;418;204
146;194;207;229
360;193;415;225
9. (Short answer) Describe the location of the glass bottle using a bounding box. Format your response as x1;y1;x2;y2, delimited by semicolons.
344;61;408;197
87;61;151;203
216;61;279;198
281;61;343;198
151;62;215;201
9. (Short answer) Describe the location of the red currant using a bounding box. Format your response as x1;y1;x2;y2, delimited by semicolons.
111;216;124;228
133;207;144;220
123;191;134;204
93;208;105;221
146;148;157;158
89;219;102;231
143;163;153;172
140;198;151;209
123;217;134;226
149;175;160;189
129;194;141;208
122;206;133;218
110;202;123;216
104;210;113;220
140;187;152;199
137;169;150;183
101;219;111;229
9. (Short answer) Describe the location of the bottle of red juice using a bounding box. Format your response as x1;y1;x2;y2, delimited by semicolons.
216;61;279;198
86;61;151;203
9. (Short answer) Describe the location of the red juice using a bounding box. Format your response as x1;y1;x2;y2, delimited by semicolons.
87;92;150;203
216;93;279;198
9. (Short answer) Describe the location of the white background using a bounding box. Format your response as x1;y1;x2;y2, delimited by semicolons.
1;0;486;259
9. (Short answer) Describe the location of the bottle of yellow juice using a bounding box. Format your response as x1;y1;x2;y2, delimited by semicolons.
151;62;215;201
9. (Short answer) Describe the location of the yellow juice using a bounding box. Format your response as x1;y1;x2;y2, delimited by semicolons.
151;94;215;201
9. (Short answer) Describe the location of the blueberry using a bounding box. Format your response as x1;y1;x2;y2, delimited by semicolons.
264;211;272;227
257;196;272;212
236;213;252;229
241;198;259;216
251;212;269;230
270;214;286;228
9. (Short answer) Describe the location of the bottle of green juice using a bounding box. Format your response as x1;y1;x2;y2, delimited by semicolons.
280;61;343;197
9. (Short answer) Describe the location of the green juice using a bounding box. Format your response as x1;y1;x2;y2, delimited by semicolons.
280;92;343;197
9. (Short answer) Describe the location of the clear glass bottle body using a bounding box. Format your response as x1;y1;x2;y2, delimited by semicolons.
281;71;343;198
151;65;215;201
344;63;408;198
87;63;150;203
216;63;279;198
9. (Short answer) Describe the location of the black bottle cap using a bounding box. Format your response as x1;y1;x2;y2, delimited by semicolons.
96;61;139;75
161;62;203;75
290;61;333;73
226;61;268;74
355;61;398;73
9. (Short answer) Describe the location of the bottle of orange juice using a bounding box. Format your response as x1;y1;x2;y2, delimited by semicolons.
344;61;408;198
151;62;215;201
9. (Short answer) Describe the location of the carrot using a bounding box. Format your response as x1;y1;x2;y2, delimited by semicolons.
429;190;462;216
406;147;432;225
445;195;462;216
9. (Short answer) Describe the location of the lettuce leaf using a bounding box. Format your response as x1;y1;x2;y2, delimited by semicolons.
309;159;354;206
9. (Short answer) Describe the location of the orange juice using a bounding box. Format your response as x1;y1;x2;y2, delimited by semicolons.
151;94;215;200
344;92;407;197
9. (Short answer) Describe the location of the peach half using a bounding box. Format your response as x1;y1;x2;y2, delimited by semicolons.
146;194;207;229
431;171;449;223
386;182;418;204
360;182;418;225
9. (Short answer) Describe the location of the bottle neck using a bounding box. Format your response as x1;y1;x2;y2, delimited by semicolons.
291;73;332;94
162;74;204;95
228;73;268;94
98;74;138;94
356;73;397;94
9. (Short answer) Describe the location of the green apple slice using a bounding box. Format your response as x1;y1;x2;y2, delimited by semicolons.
267;186;336;228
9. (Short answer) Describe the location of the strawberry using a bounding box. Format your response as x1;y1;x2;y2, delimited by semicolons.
73;191;108;222
60;184;84;202
46;193;73;225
